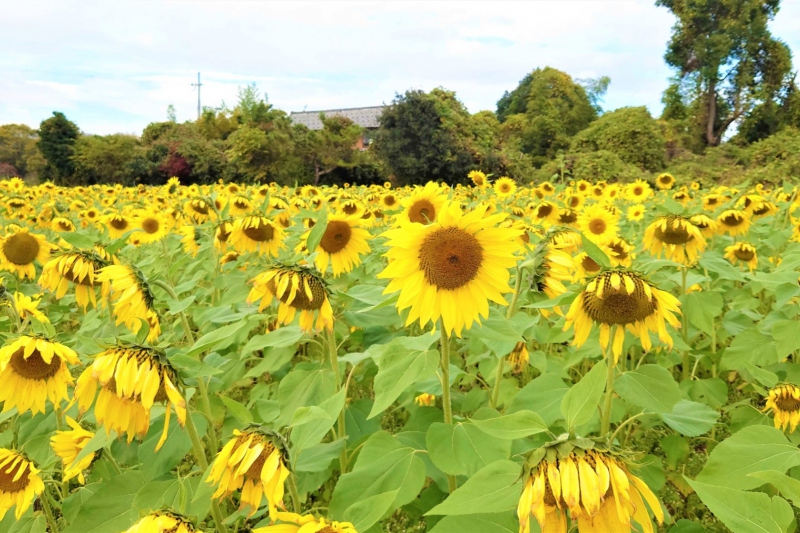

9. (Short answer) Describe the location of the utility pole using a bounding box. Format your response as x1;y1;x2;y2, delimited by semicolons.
191;72;202;119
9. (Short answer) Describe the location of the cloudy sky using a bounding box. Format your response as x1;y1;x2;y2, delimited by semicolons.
3;0;800;135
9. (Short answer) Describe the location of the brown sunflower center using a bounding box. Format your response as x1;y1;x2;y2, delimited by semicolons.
654;219;694;245
707;197;718;206
244;440;274;480
58;220;72;230
141;218;160;234
191;202;209;215
775;393;800;412
734;247;755;261
408;200;436;225
536;204;553;219
234;199;249;209
582;255;601;273
609;243;628;261
383;195;396;207
320;221;352;254
583;275;657;325
721;214;744;227
419;227;483;290
269;274;327;311
499;183;511;193
753;203;771;216
588;219;607;236
659;175;672;184
559;210;578;224
568;196;581;208
243;220;275;243
633;187;643;196
9;347;62;380
3;233;40;265
342;203;359;215
216;225;231;242
110;217;129;230
0;461;30;493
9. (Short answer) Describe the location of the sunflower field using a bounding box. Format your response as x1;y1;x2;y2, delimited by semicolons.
1;171;800;533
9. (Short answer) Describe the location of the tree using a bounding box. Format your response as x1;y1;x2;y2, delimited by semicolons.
657;0;793;146
72;134;140;185
304;114;364;185
496;68;599;166
37;112;80;184
225;125;295;183
0;124;44;177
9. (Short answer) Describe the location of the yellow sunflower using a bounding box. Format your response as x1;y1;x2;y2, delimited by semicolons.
379;202;520;337
50;416;96;484
185;198;215;223
468;170;488;188
577;204;618;245
247;265;334;333
574;252;604;282
0;449;44;520
229;215;285;257
103;213;134;239
399;182;446;225
764;384;800;433
50;216;76;233
643;215;706;265
134;211;170;244
702;193;724;212
564;270;681;361
254;511;358;533
97;264;161;341
414;393;436;407
123;511;197;533
381;193;399;210
625;180;652;202
607;237;634;267
494;177;516;198
716;209;750;236
208;428;291;516
690;214;719;239
724;242;758;271
39;250;111;310
307;215;371;277
0;335;79;414
214;220;233;251
530;201;559;226
11;292;49;324
655;173;675;190
179;225;202;257
0;228;50;280
229;195;254;216
508;341;529;373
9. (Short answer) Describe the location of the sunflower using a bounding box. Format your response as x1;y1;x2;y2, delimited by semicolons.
564;270;681;361
229;195;254;216
208;427;291;516
689;214;718;239
179;225;202;256
307;215;371;277
399;182;446;225
577;204;618;245
74;345;186;449
724;242;758;271
97;264;161;341
564;193;584;211
549;227;583;253
764;384;800;432
247;265;334;333
80;207;101;228
134;211;170;244
750;200;778;219
575;180;591;195
381;193;399;210
0;335;79;414
538;181;556;196
214;220;233;251
103;213;134;239
0;449;44;520
11;292;49;324
625;180;652;202
50;416;96;484
508;341;529;373
655;173;675;190
468;170;487;188
702;193;724;211
518;448;663;533
50;216;76;232
185;198;215;223
39;250;111;310
716;209;750;236
414;393;436;407
531;201;559;226
607;238;634;267
556;208;579;226
494;177;516;198
379;202;520;337
0;228;50;279
643;215;706;265
124;511;197;533
339;199;364;218
254;511;358;533
229;216;285;257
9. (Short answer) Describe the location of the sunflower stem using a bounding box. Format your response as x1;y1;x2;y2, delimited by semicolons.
103;448;123;476
326;326;348;474
184;406;229;533
287;472;302;513
439;324;457;494
40;488;60;533
600;337;617;436
490;267;524;410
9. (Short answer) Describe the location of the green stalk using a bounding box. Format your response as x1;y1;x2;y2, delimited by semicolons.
287;472;302;513
439;323;457;493
326;326;348;474
184;407;229;533
103;448;123;476
600;329;618;436
40;490;60;533
490;267;523;409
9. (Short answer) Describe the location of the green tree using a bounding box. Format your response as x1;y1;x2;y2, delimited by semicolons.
136;121;227;185
72;134;140;185
225;125;295;183
37;111;80;184
657;0;793;146
0;124;45;177
497;67;599;166
303;114;364;185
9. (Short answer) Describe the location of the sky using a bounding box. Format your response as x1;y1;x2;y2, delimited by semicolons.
2;0;800;136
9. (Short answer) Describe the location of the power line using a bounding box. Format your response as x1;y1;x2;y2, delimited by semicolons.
191;72;202;119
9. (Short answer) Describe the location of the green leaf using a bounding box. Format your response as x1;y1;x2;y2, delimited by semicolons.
169;354;223;379
561;359;607;429
471;313;525;356
166;295;196;315
74;428;115;464
219;395;253;424
291;389;347;455
749;470;800;508
306;207;328;253
369;336;439;419
683;378;728;409
241;326;305;353
62;472;146;533
772;320;800;360
60;231;97;249
722;328;779;371
138;412;206;480
699;252;746;282
427;460;522;515
615;365;682;414
508;374;568;425
669;519;710;533
343;490;400;531
661;400;718;437
277;368;336;426
294;440;346;473
581;233;611;269
429;512;519;533
687;479;793;533
697;425;800;490
470;410;548;440
426;422;511;477
660;434;690;470
681;291;724;335
186;318;254;357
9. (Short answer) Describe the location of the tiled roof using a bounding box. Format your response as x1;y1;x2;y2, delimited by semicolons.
289;106;386;130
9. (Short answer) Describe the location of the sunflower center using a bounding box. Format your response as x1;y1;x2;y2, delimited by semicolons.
216;225;231;242
419;227;483;290
721;214;743;227
234;200;248;209
270;274;327;311
342;203;359;215
192;202;209;215
9;347;62;380
500;184;510;193
559;210;578;224
654;220;694;245
141;218;160;234
753;204;771;216
408;200;436;225
583;275;657;325
734;247;755;261
3;233;40;265
707;198;718;206
243;220;275;243
244;441;274;480
58;220;72;230
633;187;643;196
609;243;628;260
110;218;129;230
582;255;601;273
659;176;672;184
568;196;580;208
384;195;396;206
320;221;352;254
317;527;336;533
0;461;29;493
536;204;553;218
588;219;607;235
775;393;800;412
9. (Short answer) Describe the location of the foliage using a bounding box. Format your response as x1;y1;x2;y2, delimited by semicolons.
72;134;140;185
37;111;80;184
0;124;44;178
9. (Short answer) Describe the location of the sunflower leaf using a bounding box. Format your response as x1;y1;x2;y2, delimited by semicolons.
580;233;611;269
687;479;793;533
561;358;607;430
306;207;328;254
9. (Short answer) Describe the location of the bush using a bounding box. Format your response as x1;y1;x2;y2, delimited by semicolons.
532;150;643;183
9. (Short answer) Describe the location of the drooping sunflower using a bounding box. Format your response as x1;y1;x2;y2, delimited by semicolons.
655;173;675;190
399;182;446;225
607;237;634;268
508;341;529;373
97;264;161;341
50;416;96;484
764;384;800;432
468;170;488;188
123;511;197;533
0;335;79;415
254;511;358;533
724;242;758;271
379;202;521;337
702;193;724;212
229;215;285;257
574;252;603;282
39;250;111;310
51;216;76;232
643;215;706;265
214;220;233;251
690;214;719;239
564;270;681;361
179;225;202;256
0;449;44;520
11;292;49;324
494;177;516;198
229;195;254;216
716;209;751;236
247;265;333;333
208;427;291;516
0;228;50;280
518;447;663;533
185;198;215;223
577;204;618;245
74;345;186;449
307;215;371;277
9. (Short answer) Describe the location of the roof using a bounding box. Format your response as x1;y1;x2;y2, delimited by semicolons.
289;106;386;130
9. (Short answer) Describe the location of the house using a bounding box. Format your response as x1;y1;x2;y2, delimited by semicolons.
289;106;386;149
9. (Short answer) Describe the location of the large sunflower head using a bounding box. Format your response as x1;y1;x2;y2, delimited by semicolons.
577;204;619;245
208;427;291;516
50;416;96;484
379;202;521;336
643;215;707;265
308;215;371;277
74;345;185;449
655;173;675;190
764;384;800;433
0;335;79;414
96;264;160;341
39;250;111;310
716;209;751;236
247;264;333;333
724;241;758;271
564;270;681;360
0;449;44;520
229;215;285;257
0;228;51;280
399;182;446;225
124;511;198;533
